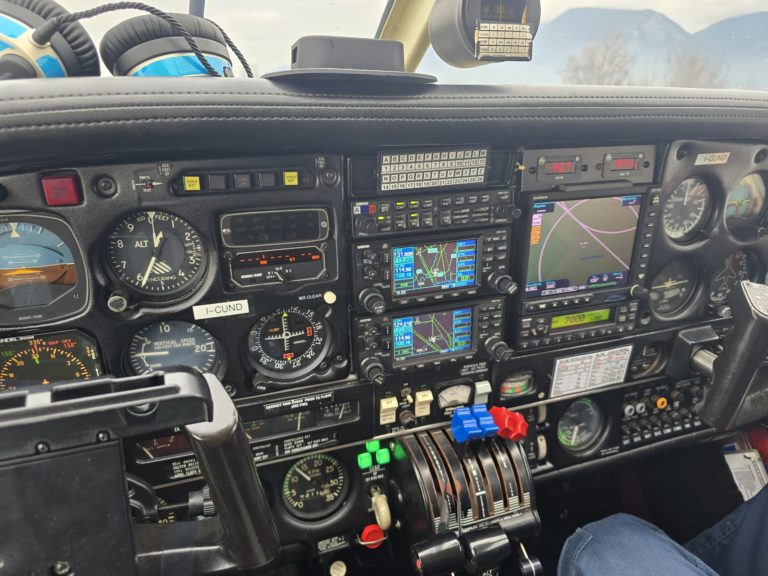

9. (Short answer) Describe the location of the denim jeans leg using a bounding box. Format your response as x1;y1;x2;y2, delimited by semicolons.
558;513;719;576
685;485;768;576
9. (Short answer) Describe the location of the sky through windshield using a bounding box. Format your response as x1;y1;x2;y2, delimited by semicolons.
59;0;768;88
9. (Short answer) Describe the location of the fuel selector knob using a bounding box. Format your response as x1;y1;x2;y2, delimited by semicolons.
488;272;518;296
484;336;514;362
359;288;387;314
360;357;385;385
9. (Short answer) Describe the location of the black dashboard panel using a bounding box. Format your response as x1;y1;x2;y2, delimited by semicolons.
4;78;768;573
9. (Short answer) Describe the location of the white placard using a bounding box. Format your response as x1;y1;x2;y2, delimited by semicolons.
192;299;249;320
551;345;633;399
694;152;731;166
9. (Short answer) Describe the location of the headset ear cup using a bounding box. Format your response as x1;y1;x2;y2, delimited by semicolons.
1;0;100;76
100;13;228;76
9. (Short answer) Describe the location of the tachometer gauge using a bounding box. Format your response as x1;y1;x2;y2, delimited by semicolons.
650;259;698;316
0;330;102;391
0;214;88;328
105;210;206;301
726;173;767;235
247;306;330;380
556;398;605;455
662;178;712;241
710;251;754;304
282;453;348;520
127;321;225;378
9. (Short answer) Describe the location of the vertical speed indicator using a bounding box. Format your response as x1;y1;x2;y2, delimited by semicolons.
105;210;207;301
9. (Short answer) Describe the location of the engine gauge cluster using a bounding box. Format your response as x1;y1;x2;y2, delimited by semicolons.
0;330;103;391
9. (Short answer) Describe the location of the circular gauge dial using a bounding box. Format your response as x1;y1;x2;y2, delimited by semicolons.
710;251;754;304
557;398;605;454
662;178;712;241
650;260;698;316
726;173;767;233
128;321;224;378
105;210;206;300
247;306;330;380
282;453;348;520
0;332;101;391
0;216;88;327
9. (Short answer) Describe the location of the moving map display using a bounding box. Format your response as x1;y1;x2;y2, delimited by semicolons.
393;307;473;363
525;195;641;298
392;239;477;296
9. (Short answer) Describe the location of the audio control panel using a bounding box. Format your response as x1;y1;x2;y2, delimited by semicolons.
350;188;519;238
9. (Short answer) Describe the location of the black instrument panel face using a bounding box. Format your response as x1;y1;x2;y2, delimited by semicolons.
2;142;768;556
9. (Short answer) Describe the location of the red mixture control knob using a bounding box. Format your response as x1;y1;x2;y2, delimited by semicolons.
489;406;529;441
360;523;386;549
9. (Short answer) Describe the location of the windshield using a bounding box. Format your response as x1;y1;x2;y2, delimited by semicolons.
63;0;762;89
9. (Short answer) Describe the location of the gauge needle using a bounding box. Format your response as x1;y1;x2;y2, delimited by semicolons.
296;468;312;482
136;351;170;358
652;279;689;289
571;424;581;445
141;255;157;288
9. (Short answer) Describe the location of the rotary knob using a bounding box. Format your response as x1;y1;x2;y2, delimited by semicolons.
488;272;518;296
359;288;387;314
360;357;385;385
484;336;513;361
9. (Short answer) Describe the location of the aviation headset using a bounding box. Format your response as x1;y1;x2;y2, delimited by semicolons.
0;0;253;79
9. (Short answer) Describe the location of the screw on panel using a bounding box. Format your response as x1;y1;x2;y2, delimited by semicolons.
35;442;50;454
50;560;72;575
97;431;110;442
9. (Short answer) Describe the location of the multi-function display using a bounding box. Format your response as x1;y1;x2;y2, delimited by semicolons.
525;195;642;298
392;239;478;296
393;307;473;363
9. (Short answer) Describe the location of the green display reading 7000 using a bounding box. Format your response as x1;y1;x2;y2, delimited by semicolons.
551;309;611;331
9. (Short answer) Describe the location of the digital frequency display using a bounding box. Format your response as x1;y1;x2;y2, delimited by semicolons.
393;308;473;363
551;309;612;332
392;239;477;296
525;195;641;298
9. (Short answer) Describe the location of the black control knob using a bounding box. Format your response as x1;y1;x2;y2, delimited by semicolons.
488;272;518;296
363;266;377;281
358;216;379;235
495;204;522;220
484;337;514;362
360;357;385;385
363;249;378;261
630;285;650;300
399;410;417;429
359;288;387;314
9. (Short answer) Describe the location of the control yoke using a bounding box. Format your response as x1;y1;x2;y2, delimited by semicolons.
0;370;279;576
684;281;768;431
